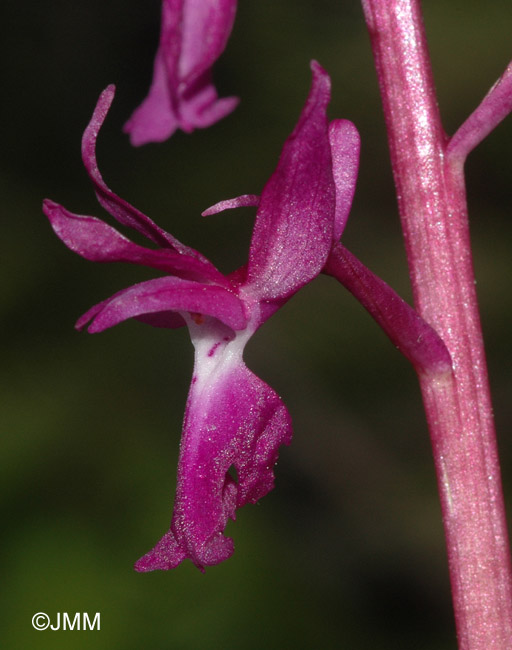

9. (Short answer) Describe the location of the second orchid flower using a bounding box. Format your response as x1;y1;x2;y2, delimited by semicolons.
124;0;239;146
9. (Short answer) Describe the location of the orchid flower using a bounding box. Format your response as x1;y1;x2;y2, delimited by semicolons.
43;62;362;570
124;0;238;146
44;58;451;571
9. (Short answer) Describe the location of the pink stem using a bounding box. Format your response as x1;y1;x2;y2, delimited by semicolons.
360;1;512;647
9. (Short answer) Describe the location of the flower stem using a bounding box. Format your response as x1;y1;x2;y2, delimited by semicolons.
360;0;512;646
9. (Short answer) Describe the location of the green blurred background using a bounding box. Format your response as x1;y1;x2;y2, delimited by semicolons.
1;1;511;648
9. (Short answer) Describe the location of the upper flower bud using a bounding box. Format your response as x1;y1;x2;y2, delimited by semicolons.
124;0;239;145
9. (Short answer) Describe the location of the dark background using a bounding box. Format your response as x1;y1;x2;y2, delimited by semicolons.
1;1;511;648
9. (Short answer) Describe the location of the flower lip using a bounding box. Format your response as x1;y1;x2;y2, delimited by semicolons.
134;320;293;572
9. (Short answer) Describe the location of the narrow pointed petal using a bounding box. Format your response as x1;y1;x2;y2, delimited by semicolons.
329;120;360;241
124;0;238;145
135;327;292;571
76;294;188;331
83;86;213;265
246;61;335;301
325;243;452;376
201;194;260;216
43;199;228;285
76;277;247;333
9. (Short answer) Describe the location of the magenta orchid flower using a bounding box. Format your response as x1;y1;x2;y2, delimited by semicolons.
124;0;238;146
43;62;361;570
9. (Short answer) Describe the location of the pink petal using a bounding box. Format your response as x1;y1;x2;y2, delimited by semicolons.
79;303;188;331
246;61;335;301
179;0;237;85
122;48;180;145
83;86;213;265
43;199;228;285
76;277;247;333
135;324;292;571
176;72;238;133
201;194;260;216
329;120;360;241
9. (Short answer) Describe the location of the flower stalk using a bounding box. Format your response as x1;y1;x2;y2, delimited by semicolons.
361;0;512;647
